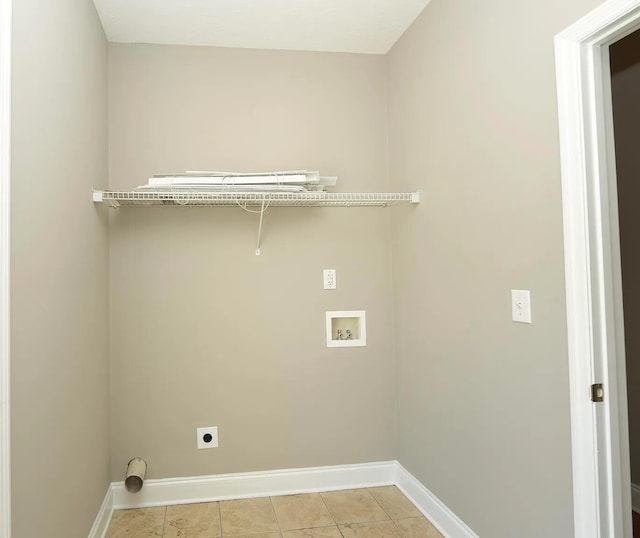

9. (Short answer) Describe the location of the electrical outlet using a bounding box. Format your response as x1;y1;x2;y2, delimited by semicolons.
323;269;336;290
196;426;218;449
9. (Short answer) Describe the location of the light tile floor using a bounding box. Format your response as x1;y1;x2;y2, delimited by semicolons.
105;486;444;537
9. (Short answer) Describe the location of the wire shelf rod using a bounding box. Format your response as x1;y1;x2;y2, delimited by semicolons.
93;190;421;208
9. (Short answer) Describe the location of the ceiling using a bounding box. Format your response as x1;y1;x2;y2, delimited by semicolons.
92;0;430;55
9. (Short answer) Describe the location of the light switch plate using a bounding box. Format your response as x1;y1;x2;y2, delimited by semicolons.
323;269;336;290
512;290;532;323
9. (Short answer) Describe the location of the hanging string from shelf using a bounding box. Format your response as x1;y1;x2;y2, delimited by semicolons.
234;195;270;256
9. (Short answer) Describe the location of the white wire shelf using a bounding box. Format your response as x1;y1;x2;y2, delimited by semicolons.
92;190;421;208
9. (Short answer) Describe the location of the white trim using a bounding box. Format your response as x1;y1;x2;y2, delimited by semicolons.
0;0;11;535
631;483;640;513
111;461;396;509
87;488;114;538
395;464;478;538
556;1;640;536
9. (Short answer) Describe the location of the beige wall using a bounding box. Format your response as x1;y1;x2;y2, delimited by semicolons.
108;44;396;479
387;0;601;536
10;2;618;533
10;0;109;536
611;30;640;487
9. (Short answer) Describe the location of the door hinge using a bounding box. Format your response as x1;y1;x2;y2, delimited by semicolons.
591;383;604;402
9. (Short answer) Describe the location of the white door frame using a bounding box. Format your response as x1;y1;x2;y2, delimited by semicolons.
556;1;640;536
0;0;10;536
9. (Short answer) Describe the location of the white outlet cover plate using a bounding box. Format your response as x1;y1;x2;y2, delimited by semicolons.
323;269;336;290
511;290;532;324
196;426;219;449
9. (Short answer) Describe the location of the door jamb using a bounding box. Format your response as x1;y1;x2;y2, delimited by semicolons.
0;0;11;536
556;1;640;536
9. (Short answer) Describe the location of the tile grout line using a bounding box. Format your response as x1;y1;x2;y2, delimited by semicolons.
267;495;282;537
356;487;418;535
161;505;168;538
367;486;429;532
318;491;345;537
322;489;399;535
217;500;222;538
366;486;394;521
390;518;404;535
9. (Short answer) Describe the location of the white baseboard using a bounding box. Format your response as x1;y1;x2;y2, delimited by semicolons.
395;463;478;538
632;482;640;513
112;461;397;509
87;487;114;538
89;460;477;538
